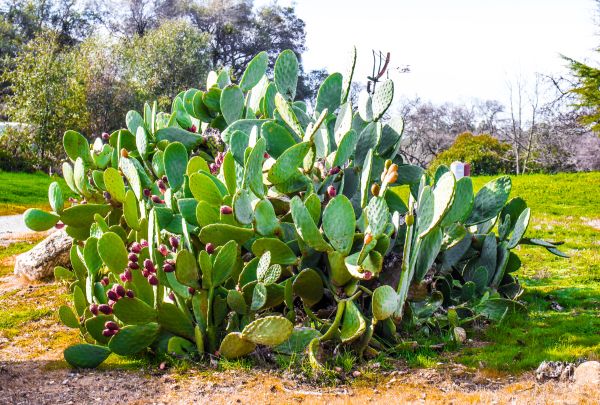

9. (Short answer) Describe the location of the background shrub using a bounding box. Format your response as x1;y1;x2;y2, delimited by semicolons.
429;132;512;175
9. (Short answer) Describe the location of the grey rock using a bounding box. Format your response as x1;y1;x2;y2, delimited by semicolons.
573;361;600;387
13;230;72;280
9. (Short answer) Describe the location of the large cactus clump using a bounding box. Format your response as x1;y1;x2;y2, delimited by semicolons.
23;48;566;369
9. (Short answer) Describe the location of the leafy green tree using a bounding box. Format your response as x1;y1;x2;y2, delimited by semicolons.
1;31;88;169
117;19;211;109
564;55;600;132
429;132;512;175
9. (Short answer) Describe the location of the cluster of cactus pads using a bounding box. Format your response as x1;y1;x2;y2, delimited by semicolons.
24;48;566;369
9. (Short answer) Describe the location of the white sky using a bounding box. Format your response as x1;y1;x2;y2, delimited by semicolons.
258;0;599;104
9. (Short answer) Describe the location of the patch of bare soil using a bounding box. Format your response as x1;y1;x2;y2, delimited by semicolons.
586;218;600;231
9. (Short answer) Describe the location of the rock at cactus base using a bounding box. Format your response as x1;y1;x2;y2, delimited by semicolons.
14;230;72;280
573;361;600;387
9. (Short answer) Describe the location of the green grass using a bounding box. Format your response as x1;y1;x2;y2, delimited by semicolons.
0;170;71;215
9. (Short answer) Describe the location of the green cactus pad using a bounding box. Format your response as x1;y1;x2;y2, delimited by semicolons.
340;300;367;343
60;204;111;228
364;196;390;239
102;167;126;203
220;85;245;125
475;298;526;322
243;137;266;197
58;305;80;328
108;322;160;356
507;208;530;248
251;238;296;265
251;282;284;310
418;172;456;238
122;190;140;231
83;237;102;275
233;189;254;225
48;182;64;214
358;91;373;122
372;79;394;121
267;142;311;184
97;232;128;274
113;297;157;324
274;49;299;101
466;176;511;225
253;199;280;236
203;87;222;111
167;336;197;358
23;208;59;231
155;127;203;150
211;240;238;286
175;249;200;288
63;130;92;165
261;121;296;159
199;224;254;246
241;315;294;346
85;315;112;344
126;110;145;136
275;327;322;355
333;129;358;168
292;268;324;307
189;172;223;206
158;303;195;340
290;196;331;252
219;332;256;359
227;290;248;314
372;285;400;321
257;263;281;285
322;195;355;255
315;72;342;115
64;344;111;368
341;46;357;104
414;227;443;282
164;142;188;192
441;176;474;226
275;93;304;137
240;51;268;91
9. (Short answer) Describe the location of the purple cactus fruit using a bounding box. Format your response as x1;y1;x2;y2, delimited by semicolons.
124;269;132;281
220;205;232;215
101;277;109;286
115;284;126;298
54;222;65;230
126;289;134;298
98;304;112;315
159;244;168;257
119;273;128;283
140;239;149;248
103;191;111;201
363;271;373;280
327;185;337;198
143;188;151;197
188;125;197;133
168;292;176;301
142;269;150;278
148;274;158;286
162;175;168;183
128;261;139;270
143;259;155;273
205;243;215;254
101;132;110;141
130;242;142;254
329;166;341;175
102;329;116;337
169;236;179;250
128;253;139;262
188;287;195;295
264;152;270;159
89;304;99;316
107;290;119;301
209;162;218;174
105;321;119;331
157;179;166;192
151;195;163;204
163;260;175;273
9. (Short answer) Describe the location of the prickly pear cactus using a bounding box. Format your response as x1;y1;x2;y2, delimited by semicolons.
26;49;567;370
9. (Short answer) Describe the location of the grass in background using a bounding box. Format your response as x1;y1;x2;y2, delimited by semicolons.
0;171;71;215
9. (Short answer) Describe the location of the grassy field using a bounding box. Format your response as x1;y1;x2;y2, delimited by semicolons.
0;171;598;373
0;171;71;215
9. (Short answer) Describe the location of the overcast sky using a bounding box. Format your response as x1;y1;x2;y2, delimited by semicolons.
257;0;599;104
